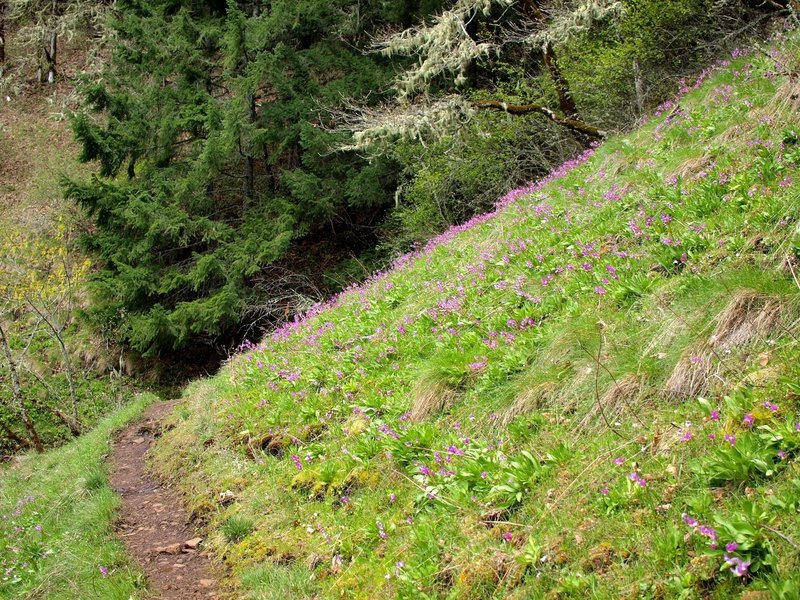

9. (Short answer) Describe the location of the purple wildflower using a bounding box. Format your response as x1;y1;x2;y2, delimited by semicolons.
628;472;647;487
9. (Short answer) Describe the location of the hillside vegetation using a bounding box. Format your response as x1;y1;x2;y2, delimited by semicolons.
0;394;154;598
149;35;800;599
0;85;140;454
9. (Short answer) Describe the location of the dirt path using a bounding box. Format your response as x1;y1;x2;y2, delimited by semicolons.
109;400;220;599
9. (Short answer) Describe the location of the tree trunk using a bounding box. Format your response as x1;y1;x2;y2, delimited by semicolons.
0;0;6;78
40;0;58;84
243;94;256;211
633;58;644;117
0;323;44;452
519;0;579;119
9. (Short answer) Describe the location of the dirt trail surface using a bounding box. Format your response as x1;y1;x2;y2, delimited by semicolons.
109;400;221;599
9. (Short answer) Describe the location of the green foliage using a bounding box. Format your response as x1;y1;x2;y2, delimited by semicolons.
0;395;154;598
150;43;800;598
67;0;443;354
221;515;255;542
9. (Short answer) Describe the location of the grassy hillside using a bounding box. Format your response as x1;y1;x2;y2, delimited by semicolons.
153;35;800;599
0;394;154;599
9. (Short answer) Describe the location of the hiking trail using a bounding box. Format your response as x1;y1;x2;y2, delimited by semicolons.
109;400;220;599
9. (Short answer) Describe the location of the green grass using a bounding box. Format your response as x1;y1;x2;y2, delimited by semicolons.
152;37;800;599
0;394;156;599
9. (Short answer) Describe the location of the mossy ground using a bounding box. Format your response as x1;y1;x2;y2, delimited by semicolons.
152;37;800;599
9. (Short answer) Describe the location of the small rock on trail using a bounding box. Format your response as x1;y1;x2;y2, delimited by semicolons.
109;400;221;599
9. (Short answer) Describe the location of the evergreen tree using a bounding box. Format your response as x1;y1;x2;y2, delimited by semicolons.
66;0;443;355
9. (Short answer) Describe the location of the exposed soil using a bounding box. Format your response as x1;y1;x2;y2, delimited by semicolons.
109;400;221;599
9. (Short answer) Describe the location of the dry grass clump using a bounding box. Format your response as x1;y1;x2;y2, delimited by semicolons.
576;374;646;432
499;381;558;426
765;71;800;122
673;153;715;181
662;347;718;400
708;290;782;351
410;374;457;422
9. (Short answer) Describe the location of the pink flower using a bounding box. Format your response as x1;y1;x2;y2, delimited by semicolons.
710;410;720;421
594;285;607;295
628;472;646;487
724;433;736;446
743;413;754;427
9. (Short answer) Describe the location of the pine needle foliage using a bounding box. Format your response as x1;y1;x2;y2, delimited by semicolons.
64;0;450;355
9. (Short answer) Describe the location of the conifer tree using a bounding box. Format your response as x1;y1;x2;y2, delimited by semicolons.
66;0;443;355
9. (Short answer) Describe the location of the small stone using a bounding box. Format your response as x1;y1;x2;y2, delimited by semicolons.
153;543;182;555
132;437;145;444
219;490;236;505
200;579;216;588
184;537;203;549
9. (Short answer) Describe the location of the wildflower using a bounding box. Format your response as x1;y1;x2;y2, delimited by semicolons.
594;285;607;295
503;532;513;542
743;413;754;427
376;521;387;540
709;433;716;441
682;513;698;527
340;496;350;504
725;542;738;552
389;493;397;503
724;433;736;446
601;487;609;496
710;410;720;421
762;401;778;412
419;465;432;476
699;525;718;545
724;554;751;577
628;472;647;487
613;457;624;465
777;450;787;460
291;455;303;470
680;430;693;442
99;566;109;578
480;471;488;479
